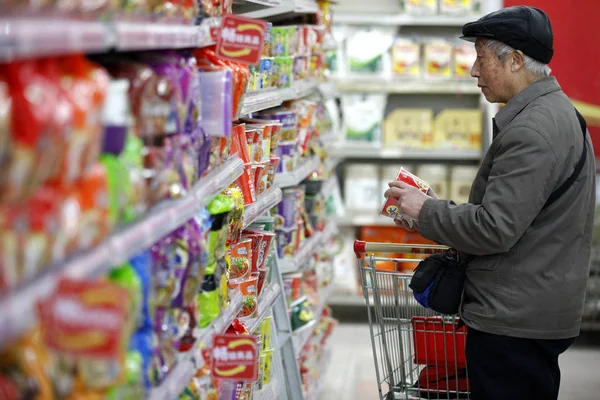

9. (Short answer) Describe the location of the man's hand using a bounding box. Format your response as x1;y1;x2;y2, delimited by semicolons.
385;181;431;220
394;218;418;231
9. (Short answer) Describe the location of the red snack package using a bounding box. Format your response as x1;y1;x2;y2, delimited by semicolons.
380;167;430;227
74;164;111;251
236;163;257;205
231;123;251;163
1;59;63;203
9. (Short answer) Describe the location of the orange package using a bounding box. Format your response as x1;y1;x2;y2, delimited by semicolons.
359;226;408;273
74;164;111;251
1;59;64;203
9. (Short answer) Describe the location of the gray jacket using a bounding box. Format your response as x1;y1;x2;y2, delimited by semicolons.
419;77;596;339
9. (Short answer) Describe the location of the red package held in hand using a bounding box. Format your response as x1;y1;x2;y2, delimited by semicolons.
380;167;430;227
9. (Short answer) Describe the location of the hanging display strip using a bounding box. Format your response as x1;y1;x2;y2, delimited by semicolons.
148;290;244;400
253;377;282;400
274;156;321;188
305;348;333;400
332;77;480;95
243;187;283;228
0;17;220;62
279;231;323;274
278;79;321;102
0;157;245;349
244;284;282;332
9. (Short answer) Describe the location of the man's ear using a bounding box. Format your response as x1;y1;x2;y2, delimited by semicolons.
511;50;525;72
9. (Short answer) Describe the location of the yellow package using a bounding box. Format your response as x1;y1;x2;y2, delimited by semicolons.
260;316;272;351
384;109;434;149
424;41;453;79
262;349;274;386
440;0;473;15
392;39;421;78
433;109;482;150
454;42;477;78
403;0;437;15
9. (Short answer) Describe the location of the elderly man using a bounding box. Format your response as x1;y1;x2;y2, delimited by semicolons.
385;6;595;400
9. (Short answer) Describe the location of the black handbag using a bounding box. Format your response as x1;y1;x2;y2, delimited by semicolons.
409;108;588;315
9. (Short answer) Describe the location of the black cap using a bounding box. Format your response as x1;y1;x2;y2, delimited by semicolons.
461;6;554;64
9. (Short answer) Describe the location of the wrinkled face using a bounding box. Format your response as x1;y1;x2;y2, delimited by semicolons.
471;38;513;103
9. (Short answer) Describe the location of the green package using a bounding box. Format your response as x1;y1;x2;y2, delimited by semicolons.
273;57;293;88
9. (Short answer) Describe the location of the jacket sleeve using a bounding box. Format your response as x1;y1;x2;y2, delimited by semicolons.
418;125;560;256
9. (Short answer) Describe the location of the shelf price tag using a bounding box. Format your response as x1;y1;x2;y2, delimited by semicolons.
211;334;258;381
216;15;267;65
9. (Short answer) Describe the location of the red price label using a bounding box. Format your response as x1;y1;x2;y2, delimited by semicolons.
38;279;129;359
211;334;258;381
216;15;267;65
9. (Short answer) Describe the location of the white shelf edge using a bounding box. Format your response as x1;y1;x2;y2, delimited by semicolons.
335;213;396;227
333;13;481;27
0;157;244;349
149;290;244;400
328;145;482;160
274;156;320;188
279;231;322;274
243;187;283;228
333;77;480;95
245;283;282;333
239;4;295;19
0;17;219;62
241;89;283;116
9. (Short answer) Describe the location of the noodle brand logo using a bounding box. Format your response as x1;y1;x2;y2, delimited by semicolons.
216;15;267;65
386;205;399;216
211;334;258;381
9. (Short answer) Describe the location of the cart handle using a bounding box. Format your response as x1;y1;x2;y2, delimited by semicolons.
353;240;448;258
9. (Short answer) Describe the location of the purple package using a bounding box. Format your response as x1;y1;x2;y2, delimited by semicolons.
197;70;232;137
276;141;298;173
171;220;205;308
275;227;298;259
151;238;176;310
275;191;299;229
257;110;297;141
102;125;128;155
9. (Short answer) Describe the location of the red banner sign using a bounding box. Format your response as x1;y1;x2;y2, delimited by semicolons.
38;279;129;358
211;334;258;381
216;14;267;65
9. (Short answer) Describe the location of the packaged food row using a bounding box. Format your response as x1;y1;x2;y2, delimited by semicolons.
341;98;482;151
0;174;282;399
299;308;337;395
1;0;230;21
266;25;325;58
0;50;252;293
400;0;483;16
344;163;479;211
248;53;328;90
384;108;482;151
392;39;476;80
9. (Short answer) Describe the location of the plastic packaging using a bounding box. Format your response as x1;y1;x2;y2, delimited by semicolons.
197;70;233;137
380;167;430;227
392;38;422;78
424;39;453;79
383;108;434;149
341;95;386;142
346;28;394;74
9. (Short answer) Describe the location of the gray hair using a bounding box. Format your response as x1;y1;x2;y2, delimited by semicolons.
485;39;551;77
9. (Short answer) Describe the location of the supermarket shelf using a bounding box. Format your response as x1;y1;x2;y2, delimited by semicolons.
333;13;481;27
0;17;219;62
279;79;321;102
0;157;245;349
335;213;395;227
320;174;338;200
240;80;320;115
245;283;282;332
329;293;370;307
149;290;244;400
320;223;338;245
243;187;283;228
241;89;283;115
279;231;323;274
254;378;282;400
275;156;320;188
333;77;480;95
328;143;482;160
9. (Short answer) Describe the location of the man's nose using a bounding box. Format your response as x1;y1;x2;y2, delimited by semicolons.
470;60;479;78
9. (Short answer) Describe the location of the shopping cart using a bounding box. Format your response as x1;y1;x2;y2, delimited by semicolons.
354;241;470;400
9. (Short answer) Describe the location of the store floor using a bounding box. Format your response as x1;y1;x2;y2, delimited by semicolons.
320;323;600;400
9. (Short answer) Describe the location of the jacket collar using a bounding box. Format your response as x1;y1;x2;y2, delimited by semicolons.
493;76;562;137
